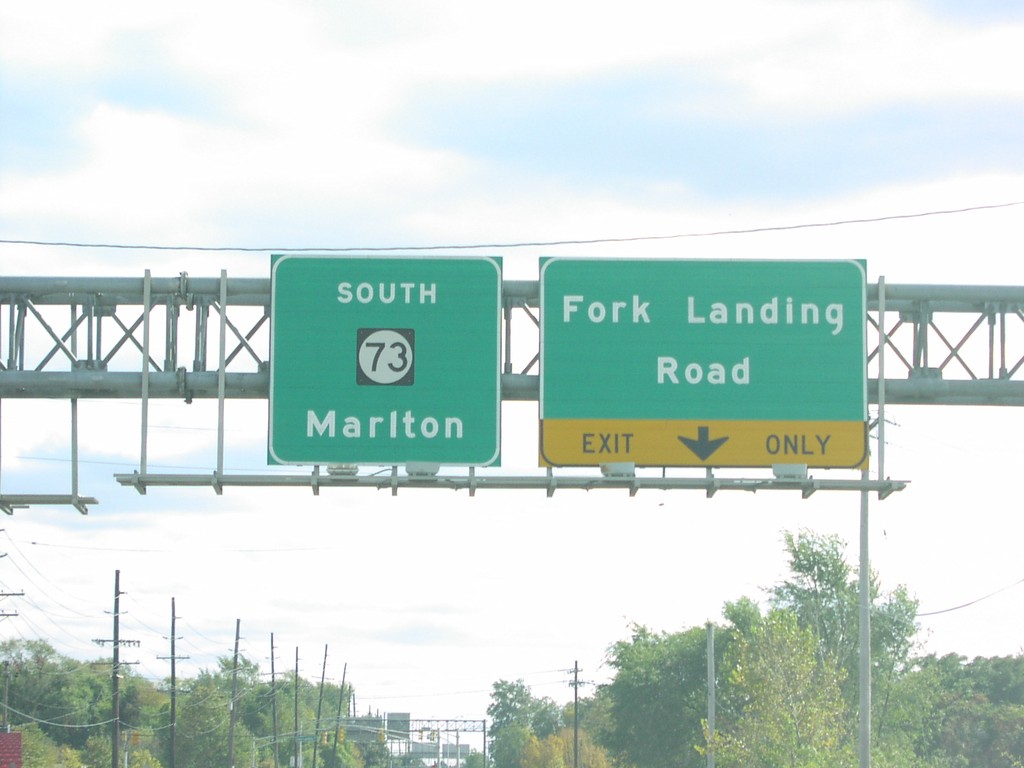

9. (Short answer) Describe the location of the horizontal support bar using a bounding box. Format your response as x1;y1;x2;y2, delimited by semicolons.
6;370;1024;406
0;276;269;306
867;282;1024;306
0;370;269;399
5;277;1024;312
114;470;907;498
5;277;1024;304
869;378;1024;406
0;494;96;514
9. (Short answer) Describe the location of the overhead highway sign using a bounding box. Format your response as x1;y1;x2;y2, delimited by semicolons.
539;258;867;467
269;255;502;466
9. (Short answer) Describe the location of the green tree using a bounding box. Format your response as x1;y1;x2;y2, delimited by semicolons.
599;624;719;768
15;723;65;768
125;746;164;768
217;654;274;740
492;725;532;768
82;733;113;768
522;732;564;768
888;653;1024;768
172;672;253;768
769;529;919;717
530;697;563;740
353;739;388;768
488;680;562;736
487;677;564;766
2;640;111;749
770;531;857;669
488;680;534;732
549;727;611;768
712;609;853;768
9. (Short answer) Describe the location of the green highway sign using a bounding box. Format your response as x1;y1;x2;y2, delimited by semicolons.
269;255;502;466
539;258;867;468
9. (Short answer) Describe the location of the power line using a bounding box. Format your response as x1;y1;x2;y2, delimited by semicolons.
917;575;1024;617
2;703;115;729
0;201;1020;253
17;538;329;554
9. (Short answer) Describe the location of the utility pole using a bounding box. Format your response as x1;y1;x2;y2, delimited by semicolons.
569;661;581;768
112;572;121;768
0;570;23;731
330;663;347;768
706;623;716;768
2;660;10;732
158;598;189;768
312;645;327;768
0;586;24;621
270;634;280;768
93;571;139;768
228;619;241;768
294;648;301;768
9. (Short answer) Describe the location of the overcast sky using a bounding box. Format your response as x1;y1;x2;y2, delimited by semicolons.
2;0;1024;731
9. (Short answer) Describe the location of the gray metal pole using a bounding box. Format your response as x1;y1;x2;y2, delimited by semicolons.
216;270;228;484
706;622;715;768
139;270;151;487
859;275;885;768
859;472;871;768
877;277;887;482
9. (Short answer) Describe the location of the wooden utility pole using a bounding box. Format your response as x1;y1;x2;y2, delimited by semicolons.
270;634;280;768
170;601;178;768
312;645;328;768
158;598;189;768
0;587;24;621
331;663;347;766
569;661;581;768
2;660;10;731
112;571;121;768
294;648;301;768
91;572;140;768
228;619;241;768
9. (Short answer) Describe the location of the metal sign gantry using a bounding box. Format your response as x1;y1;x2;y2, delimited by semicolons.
3;270;1024;508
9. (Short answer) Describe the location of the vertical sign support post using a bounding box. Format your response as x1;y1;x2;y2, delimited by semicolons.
858;276;887;768
859;471;871;768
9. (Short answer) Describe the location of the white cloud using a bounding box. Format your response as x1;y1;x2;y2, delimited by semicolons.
3;0;1024;723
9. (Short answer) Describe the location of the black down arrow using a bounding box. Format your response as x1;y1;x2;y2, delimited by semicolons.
678;426;729;461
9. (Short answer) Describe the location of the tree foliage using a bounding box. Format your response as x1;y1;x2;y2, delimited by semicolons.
487;680;613;768
598;623;721;768
488;679;562;740
768;529;920;712
712;609;853;768
0;641;359;768
2;530;1022;768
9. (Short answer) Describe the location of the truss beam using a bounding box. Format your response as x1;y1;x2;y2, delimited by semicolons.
6;272;1024;508
3;276;1024;404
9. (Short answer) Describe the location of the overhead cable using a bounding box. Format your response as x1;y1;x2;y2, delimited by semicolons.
0;201;1020;253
